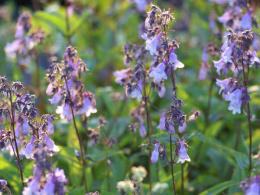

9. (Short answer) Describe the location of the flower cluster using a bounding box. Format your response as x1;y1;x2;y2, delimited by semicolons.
0;77;67;194
4;12;46;67
214;29;259;114
46;46;97;121
0;77;58;158
199;0;259;81
23;142;67;194
151;98;199;164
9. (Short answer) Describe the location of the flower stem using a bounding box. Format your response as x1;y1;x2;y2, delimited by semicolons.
65;0;72;45
181;164;184;194
143;77;152;194
9;90;24;188
170;135;177;195
242;61;252;175
64;77;88;192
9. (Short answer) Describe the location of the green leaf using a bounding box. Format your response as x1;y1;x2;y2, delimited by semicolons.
69;10;92;36
199;180;241;195
34;11;66;33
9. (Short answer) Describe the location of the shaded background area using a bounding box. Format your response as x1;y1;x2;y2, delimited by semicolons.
0;0;260;194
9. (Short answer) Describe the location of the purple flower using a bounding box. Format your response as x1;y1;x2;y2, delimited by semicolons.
76;93;97;117
133;0;147;12
202;47;208;63
4;39;22;59
22;177;40;195
66;76;75;90
169;50;185;70
216;78;231;94
151;143;160;163
15;122;22;138
54;168;67;183
114;68;131;85
213;58;225;75
177;140;191;164
157;110;167;130
239;10;252;30
20;136;36;159
199;65;207;81
222;42;236;62
224;89;243;114
62;103;73;121
253;35;258;52
49;89;62;105
0;179;7;186
145;32;163;56
158;81;166;98
217;11;232;27
41;177;55;195
42;133;59;153
23;116;30;135
149;63;167;83
46;116;54;135
246;176;260;195
46;83;55;96
129;79;143;101
178;122;187;134
139;122;147;138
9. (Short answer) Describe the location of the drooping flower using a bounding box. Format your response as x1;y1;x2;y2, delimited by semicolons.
46;116;54;135
199;65;207;81
139;122;146;138
4;39;22;59
20;136;36;159
157;81;166;98
252;34;258;52
42;133;59;153
217;11;233;27
114;68;132;85
149;63;167;83
239;10;252;30
224;88;243;114
177;140;191;164
76;93;97;117
157;110;167;130
22;176;40;195
151;143;160;163
145;32;163;56
221;42;236;63
246;176;260;195
41;177;55;195
213;58;226;75
23;116;30;135
169;49;185;70
216;78;232;94
129;79;143;101
49;88;62;105
178;122;187;134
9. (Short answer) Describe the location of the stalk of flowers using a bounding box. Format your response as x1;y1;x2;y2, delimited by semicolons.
213;27;259;175
4;11;47;113
22;142;67;194
141;4;200;194
46;46;97;192
0;77;59;190
114;41;155;192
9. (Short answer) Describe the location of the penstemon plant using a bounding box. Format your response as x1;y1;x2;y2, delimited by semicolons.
46;46;97;192
0;77;66;194
114;4;200;194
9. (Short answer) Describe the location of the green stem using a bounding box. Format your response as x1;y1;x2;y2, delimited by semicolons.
9;90;24;188
64;77;88;192
143;77;152;194
170;135;177;195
